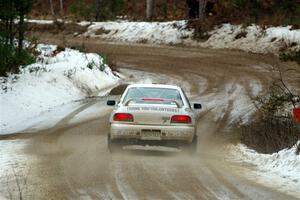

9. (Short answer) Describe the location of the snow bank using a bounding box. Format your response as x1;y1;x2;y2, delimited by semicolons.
83;20;193;45
227;141;300;196
0;44;119;134
201;24;300;54
26;19;54;24
82;21;299;54
28;19;300;54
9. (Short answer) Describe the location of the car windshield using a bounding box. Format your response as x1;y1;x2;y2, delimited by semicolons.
123;87;183;106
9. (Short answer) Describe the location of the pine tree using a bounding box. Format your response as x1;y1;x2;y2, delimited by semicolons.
0;0;34;76
15;0;32;51
0;0;17;45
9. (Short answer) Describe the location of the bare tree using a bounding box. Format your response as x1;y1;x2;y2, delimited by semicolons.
95;0;102;21
162;0;168;19
172;0;177;17
49;0;55;16
59;0;64;16
198;0;207;19
146;0;156;20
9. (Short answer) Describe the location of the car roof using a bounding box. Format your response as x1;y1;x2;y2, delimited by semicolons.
127;84;181;90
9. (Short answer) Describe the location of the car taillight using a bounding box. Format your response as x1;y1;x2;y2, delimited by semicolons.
171;115;191;124
113;113;134;122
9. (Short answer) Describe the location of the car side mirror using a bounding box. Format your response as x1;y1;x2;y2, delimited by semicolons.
193;103;202;109
107;100;116;106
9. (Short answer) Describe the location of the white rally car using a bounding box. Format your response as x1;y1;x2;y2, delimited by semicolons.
107;84;202;152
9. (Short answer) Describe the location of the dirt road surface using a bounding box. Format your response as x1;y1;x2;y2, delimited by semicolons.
1;39;299;200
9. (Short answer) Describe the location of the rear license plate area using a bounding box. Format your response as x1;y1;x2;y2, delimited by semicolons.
141;129;161;140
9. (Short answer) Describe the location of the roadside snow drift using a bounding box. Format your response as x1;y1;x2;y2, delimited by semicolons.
227;141;300;197
28;19;300;54
83;20;193;45
201;24;300;54
80;21;300;54
0;44;119;134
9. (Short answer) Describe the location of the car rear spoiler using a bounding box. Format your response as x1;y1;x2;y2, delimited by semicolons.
124;98;181;108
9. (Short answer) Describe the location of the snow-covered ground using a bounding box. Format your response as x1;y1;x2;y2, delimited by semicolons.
28;19;300;54
201;24;300;54
227;141;300;198
0;44;119;134
81;21;300;54
82;20;193;45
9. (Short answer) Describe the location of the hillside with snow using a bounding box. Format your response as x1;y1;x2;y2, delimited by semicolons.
0;44;119;134
28;19;300;55
80;20;300;54
200;24;300;54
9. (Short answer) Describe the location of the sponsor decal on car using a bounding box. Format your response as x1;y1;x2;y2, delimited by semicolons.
127;106;179;113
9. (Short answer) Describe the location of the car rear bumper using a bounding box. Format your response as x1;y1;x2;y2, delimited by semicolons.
110;123;195;143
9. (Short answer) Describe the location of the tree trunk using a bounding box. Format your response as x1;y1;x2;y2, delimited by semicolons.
198;0;207;19
4;20;9;45
18;9;25;52
59;0;64;16
162;0;168;19
49;0;55;16
95;0;101;21
9;17;14;46
172;0;177;18
146;0;155;20
6;0;15;46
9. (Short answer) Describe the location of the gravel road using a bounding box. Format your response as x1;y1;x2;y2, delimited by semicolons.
1;39;298;200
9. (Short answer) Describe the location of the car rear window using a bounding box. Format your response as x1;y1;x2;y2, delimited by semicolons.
123;87;183;106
